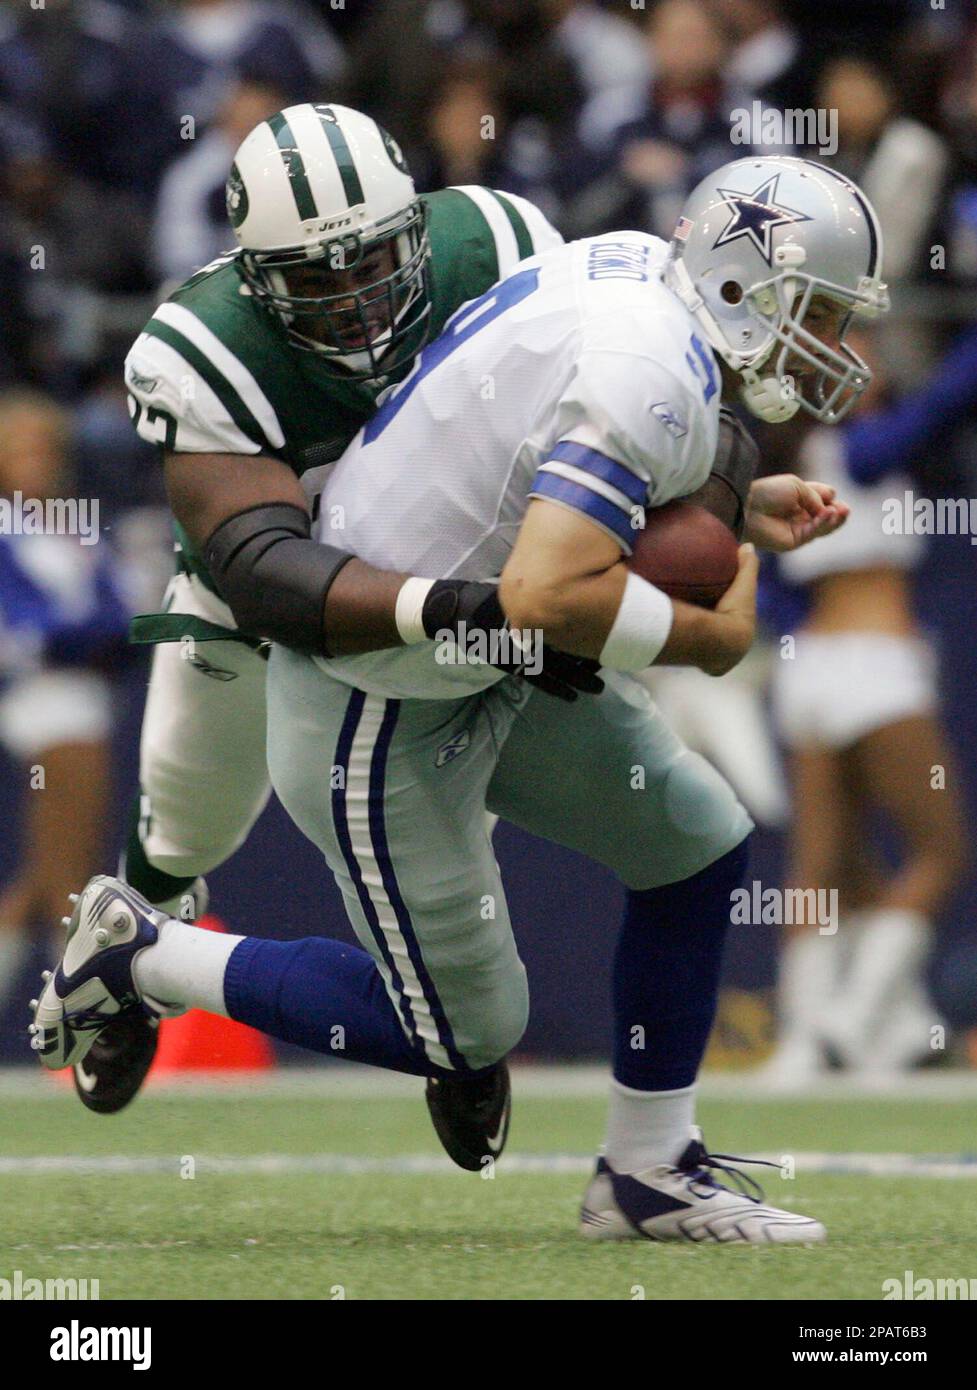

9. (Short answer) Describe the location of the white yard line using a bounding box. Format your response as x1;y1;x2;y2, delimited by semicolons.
5;1065;977;1102
0;1151;976;1178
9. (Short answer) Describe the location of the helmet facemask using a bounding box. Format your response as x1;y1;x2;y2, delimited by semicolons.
740;267;889;424
239;200;431;381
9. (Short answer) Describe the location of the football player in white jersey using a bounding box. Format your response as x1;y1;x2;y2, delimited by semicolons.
34;157;887;1244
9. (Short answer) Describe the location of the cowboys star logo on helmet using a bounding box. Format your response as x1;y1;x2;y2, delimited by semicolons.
712;175;812;267
665;155;890;426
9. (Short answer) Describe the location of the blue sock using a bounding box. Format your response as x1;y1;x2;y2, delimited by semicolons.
223;935;431;1076
613;838;751;1091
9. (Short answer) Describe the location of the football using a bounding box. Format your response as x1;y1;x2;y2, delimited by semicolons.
628;499;740;609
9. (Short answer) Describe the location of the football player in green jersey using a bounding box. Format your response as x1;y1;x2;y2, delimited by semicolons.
76;103;590;1117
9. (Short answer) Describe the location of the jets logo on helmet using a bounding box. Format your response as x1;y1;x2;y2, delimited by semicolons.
665;156;890;425
226;102;432;380
225;163;248;230
381;128;409;176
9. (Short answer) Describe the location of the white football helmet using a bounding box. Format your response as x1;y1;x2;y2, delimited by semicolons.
664;156;890;424
227;102;431;379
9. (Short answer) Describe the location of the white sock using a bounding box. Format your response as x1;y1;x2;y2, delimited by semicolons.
833;909;931;1063
604;1080;696;1173
776;929;842;1045
862;971;939;1072
133;919;243;1016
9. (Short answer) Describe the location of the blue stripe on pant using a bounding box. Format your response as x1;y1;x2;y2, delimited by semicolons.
331;687;418;1044
366;696;468;1071
332;687;468;1071
265;649;531;1074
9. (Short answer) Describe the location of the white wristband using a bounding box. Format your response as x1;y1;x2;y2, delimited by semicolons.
394;577;435;644
599;571;674;672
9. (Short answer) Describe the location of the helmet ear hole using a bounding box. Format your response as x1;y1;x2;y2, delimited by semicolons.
721;280;744;305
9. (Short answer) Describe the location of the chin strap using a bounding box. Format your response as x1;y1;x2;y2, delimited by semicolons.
739;368;800;424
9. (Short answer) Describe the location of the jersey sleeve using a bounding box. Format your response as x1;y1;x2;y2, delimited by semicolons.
529;346;718;553
446;185;563;283
491;189;564;258
124;301;286;456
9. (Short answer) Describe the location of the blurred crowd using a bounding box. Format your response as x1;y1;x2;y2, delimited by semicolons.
2;0;977;1064
4;0;977;408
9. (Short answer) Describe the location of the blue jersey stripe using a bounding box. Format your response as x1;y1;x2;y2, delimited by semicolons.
545;441;647;506
530;470;637;548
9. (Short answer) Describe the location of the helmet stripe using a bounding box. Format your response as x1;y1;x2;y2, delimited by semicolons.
266;111;318;222
802;159;880;280
313;105;365;207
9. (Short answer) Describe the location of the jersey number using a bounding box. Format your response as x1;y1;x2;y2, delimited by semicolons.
129;397;178;450
686;333;719;404
363;266;540;444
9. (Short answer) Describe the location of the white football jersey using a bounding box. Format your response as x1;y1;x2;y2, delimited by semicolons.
316;233;722;697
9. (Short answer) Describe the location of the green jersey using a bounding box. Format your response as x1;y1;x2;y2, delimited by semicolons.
125;186;561;595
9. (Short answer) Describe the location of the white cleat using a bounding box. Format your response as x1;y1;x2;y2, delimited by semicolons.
580;1129;827;1245
29;875;172;1071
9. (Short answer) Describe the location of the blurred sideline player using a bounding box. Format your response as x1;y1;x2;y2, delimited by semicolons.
78;104;575;1110
0;391;129;1016
36;157;888;1243
765;328;971;1083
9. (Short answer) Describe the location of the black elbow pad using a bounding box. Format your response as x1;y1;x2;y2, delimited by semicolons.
203;503;353;655
711;408;760;539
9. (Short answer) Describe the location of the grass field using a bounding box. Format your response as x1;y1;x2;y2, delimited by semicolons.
2;1067;977;1301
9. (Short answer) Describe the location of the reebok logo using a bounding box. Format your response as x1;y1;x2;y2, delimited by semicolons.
188;652;238;681
436;730;471;767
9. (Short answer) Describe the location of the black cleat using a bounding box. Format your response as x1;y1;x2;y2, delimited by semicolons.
72;1012;159;1114
425;1061;511;1171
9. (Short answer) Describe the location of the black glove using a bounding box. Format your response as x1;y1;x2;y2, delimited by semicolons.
421;579;604;702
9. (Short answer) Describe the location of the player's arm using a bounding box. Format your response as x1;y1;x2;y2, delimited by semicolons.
164;450;409;654
687;410;848;549
164;452;601;698
498;498;758;678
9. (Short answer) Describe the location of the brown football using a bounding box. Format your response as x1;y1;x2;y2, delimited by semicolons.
628;500;739;609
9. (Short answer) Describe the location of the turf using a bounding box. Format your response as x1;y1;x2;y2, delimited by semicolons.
2;1075;976;1300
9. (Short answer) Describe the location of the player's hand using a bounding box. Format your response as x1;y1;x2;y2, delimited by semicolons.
422;579;605;701
521;648;605;701
744;473;849;552
654;544;758;676
706;542;759;675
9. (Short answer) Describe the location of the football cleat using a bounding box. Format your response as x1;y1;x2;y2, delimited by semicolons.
425;1060;511;1171
69;877;204;1113
72;1013;160;1114
29;876;170;1072
580;1129;826;1244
